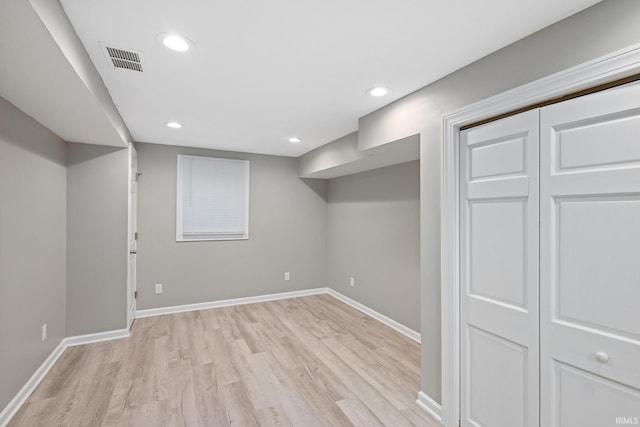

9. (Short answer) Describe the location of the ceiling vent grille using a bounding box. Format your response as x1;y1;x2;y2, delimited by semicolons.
104;46;143;72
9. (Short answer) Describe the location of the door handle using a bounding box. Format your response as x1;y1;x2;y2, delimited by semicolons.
595;351;609;363
130;250;137;255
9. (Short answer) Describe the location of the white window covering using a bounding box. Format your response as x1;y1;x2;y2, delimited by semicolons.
176;155;249;241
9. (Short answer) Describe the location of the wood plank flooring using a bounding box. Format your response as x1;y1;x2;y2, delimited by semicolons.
9;294;438;426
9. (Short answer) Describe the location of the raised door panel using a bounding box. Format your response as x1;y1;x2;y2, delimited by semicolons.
552;362;640;427
470;136;527;180
556;114;640;171
469;200;527;308
466;327;529;427
556;197;640;340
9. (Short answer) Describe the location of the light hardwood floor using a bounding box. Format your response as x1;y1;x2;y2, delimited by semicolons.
9;294;438;426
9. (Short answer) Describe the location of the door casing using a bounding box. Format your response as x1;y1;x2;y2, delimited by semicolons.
127;144;138;328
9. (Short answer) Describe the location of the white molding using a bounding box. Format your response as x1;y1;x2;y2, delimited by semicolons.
416;391;443;425
63;328;130;347
440;42;640;427
441;109;461;427
0;341;66;427
127;143;137;330
446;42;640;129
326;289;421;343
135;288;329;318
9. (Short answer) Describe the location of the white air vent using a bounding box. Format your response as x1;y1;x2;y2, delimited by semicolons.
101;44;143;72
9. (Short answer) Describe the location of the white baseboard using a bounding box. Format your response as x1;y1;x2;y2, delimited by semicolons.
326;288;421;343
0;327;130;427
135;287;328;318
64;328;130;347
416;391;443;425
0;340;65;427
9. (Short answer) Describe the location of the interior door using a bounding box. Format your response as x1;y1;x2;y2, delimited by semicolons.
127;144;138;328
460;110;540;427
540;82;640;427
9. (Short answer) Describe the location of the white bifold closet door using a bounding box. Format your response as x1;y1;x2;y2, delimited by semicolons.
539;82;640;427
460;109;540;427
460;81;640;427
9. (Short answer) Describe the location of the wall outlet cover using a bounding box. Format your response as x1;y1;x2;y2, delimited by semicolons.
155;283;163;294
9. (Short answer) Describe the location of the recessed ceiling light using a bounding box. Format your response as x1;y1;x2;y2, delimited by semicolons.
289;137;301;143
161;34;191;52
166;121;183;129
366;87;389;97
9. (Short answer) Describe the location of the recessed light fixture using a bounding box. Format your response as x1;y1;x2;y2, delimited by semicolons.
160;34;191;52
289;137;301;143
366;87;389;97
166;121;183;129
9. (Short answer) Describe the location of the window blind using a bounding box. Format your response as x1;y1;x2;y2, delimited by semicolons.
177;155;249;241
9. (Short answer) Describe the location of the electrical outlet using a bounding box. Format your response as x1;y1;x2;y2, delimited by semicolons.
155;283;163;294
350;277;355;287
41;324;47;341
284;272;290;281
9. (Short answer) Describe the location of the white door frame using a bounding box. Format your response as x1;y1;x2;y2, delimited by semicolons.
440;42;640;427
127;143;138;329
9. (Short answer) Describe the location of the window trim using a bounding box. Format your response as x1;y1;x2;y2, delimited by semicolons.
176;154;250;242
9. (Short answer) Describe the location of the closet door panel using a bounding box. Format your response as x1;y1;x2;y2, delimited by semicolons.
460;109;539;427
540;82;640;427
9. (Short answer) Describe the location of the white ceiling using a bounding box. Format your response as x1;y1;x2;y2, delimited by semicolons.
59;0;599;157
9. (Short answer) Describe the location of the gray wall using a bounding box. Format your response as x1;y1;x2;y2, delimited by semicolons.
135;143;327;309
355;0;640;403
0;97;66;410
327;161;420;331
66;143;129;335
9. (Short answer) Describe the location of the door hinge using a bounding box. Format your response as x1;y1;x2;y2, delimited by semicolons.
135;232;138;240
134;291;137;299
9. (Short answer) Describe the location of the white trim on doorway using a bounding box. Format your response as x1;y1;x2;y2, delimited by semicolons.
440;42;640;427
126;143;137;329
